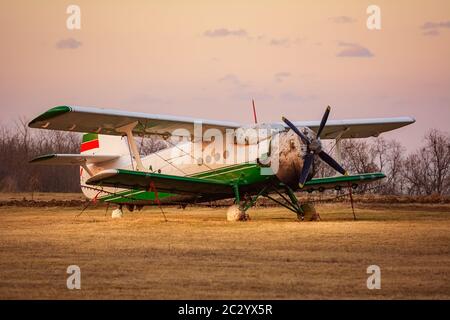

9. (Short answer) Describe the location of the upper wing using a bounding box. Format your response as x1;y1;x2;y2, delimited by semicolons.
28;106;241;137
30;154;120;165
86;169;235;196
301;172;385;192
286;117;415;139
29;105;414;139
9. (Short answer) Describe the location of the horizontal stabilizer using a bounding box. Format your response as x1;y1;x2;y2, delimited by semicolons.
86;169;234;196
29;154;120;165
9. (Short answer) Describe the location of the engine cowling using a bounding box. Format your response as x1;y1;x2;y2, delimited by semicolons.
269;128;317;189
274;106;348;189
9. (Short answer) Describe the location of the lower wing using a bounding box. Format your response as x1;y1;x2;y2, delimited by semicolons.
86;169;234;196
85;169;385;199
301;172;385;192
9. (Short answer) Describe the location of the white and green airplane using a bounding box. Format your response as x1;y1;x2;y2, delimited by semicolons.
28;105;414;220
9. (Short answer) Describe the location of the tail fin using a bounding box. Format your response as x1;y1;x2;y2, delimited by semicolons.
29;134;130;200
80;133;129;156
79;134;130;199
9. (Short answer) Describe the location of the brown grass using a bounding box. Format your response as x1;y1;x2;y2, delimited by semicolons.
0;192;85;201
0;203;449;299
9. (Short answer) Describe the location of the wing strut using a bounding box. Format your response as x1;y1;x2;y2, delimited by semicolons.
252;99;258;124
334;128;350;164
148;181;168;222
116;122;145;171
81;163;93;176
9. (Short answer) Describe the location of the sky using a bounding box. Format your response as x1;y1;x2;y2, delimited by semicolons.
0;0;449;151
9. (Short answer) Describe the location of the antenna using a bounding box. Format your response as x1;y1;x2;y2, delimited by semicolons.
252;99;258;124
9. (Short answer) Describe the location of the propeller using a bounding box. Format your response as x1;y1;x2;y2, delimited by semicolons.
282;106;348;188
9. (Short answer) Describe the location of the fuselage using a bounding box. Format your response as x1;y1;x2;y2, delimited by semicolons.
79;124;317;205
80;136;275;204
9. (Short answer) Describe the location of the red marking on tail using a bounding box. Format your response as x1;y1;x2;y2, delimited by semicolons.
80;139;99;152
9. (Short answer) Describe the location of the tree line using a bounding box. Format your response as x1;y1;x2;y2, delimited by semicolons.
0;119;449;195
315;129;450;195
0;118;164;193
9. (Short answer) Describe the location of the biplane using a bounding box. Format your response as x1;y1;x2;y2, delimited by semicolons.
28;105;414;220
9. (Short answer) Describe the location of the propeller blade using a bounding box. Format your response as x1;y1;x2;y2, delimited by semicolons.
299;153;314;188
282;116;311;145
318;151;347;175
316;105;331;138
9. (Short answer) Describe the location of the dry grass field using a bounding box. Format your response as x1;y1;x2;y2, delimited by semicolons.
0;202;449;299
0;192;86;202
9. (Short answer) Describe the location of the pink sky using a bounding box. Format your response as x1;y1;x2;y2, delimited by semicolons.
0;0;449;150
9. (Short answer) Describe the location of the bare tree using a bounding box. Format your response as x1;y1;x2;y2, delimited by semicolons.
370;138;406;194
0;122;80;193
404;130;450;195
313;137;407;195
341;139;379;174
138;135;167;156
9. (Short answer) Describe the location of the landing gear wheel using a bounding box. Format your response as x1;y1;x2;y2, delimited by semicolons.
226;205;250;221
111;206;123;218
299;203;320;221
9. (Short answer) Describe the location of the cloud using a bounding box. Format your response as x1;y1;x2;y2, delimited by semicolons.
329;16;356;24
423;29;440;37
203;28;303;49
204;28;248;38
256;34;266;41
336;42;374;58
218;74;271;100
420;20;450;36
218;74;242;86
56;38;82;49
274;72;291;82
269;38;290;47
421;21;450;30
